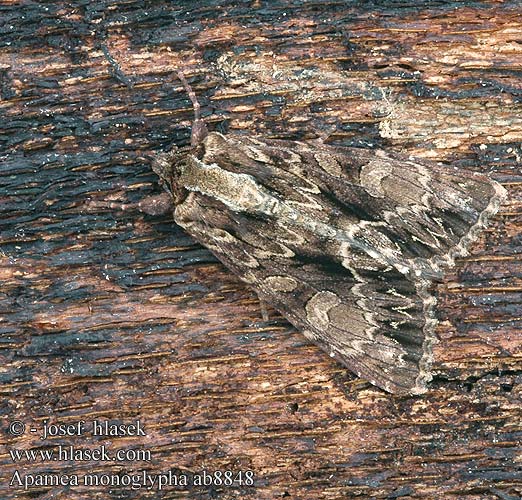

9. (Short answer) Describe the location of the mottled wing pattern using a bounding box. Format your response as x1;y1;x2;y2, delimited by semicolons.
202;133;506;280
175;191;433;393
166;131;505;394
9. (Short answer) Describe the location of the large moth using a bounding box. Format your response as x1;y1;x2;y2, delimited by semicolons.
153;72;506;394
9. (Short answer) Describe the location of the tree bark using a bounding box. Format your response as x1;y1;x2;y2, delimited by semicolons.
0;1;521;499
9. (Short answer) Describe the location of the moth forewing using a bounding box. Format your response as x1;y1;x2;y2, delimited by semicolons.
155;74;507;394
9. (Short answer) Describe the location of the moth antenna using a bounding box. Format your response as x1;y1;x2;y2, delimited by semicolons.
176;71;201;121
176;71;208;146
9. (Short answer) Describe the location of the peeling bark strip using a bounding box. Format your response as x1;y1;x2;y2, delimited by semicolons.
1;1;521;500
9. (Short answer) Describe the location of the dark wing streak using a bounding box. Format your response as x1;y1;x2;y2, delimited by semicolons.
178;196;423;353
232;207;427;345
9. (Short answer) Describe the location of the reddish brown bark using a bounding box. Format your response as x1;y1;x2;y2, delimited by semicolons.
0;1;520;499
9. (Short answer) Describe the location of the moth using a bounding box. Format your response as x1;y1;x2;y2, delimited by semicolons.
152;72;507;394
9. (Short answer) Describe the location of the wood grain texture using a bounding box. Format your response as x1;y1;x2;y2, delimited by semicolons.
0;1;520;499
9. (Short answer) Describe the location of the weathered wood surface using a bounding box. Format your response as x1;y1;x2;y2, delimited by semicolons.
0;1;521;499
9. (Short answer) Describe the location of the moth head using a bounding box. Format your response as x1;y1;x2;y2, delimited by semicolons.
152;147;192;205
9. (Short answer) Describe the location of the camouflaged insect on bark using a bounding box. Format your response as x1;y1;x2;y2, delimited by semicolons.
153;74;506;394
